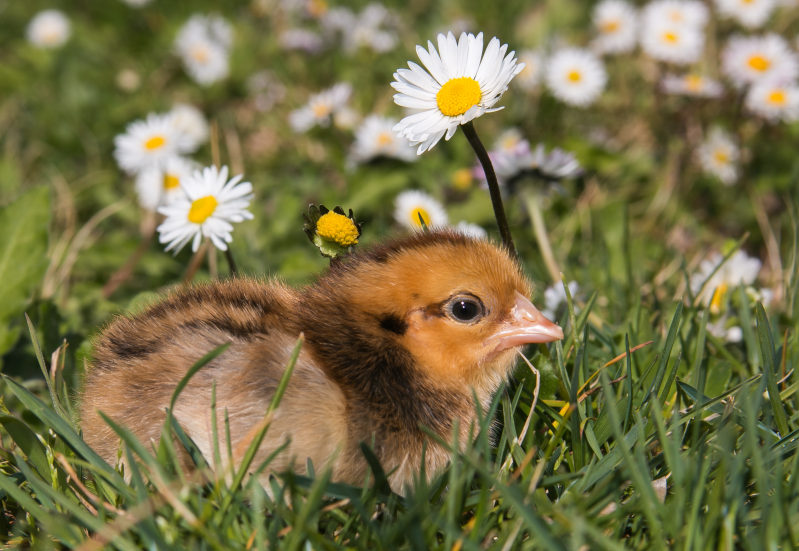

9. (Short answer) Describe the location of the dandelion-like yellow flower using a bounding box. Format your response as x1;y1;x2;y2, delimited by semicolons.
316;211;359;246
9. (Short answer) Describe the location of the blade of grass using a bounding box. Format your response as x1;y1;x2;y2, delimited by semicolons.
756;302;790;436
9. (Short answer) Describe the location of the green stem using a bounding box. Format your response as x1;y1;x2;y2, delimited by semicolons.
522;190;560;284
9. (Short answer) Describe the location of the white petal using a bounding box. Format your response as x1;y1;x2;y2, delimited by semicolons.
475;37;501;84
417;42;446;85
456;32;469;77
394;95;438;109
465;33;483;79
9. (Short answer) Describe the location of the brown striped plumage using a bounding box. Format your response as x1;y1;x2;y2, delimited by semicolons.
80;230;563;493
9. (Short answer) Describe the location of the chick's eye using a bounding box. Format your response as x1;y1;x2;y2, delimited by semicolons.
450;298;481;322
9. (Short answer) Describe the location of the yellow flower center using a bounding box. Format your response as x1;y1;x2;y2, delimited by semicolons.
685;75;703;92
188;196;218;224
668;10;682;22
145;136;166;150
663;31;678;44
451;168;473;191
748;55;770;72
312;103;332;118
376;132;393;147
768;90;786;105
307;0;328;18
436;77;482;117
710;282;728;314
567;71;582;82
316;212;359;246
600;20;620;34
163;174;180;190
191;45;210;63
713;149;729;164
410;207;431;227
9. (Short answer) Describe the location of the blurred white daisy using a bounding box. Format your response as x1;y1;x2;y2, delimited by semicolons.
174;15;233;86
349;115;416;164
391;31;525;154
715;0;775;29
280;29;325;53
545;48;607;107
247;71;286;112
690;250;762;312
333;107;361;130
531;143;584;180
289;83;353;133
721;34;799;87
343;4;398;54
661;73;724;97
157;165;254;253
394;190;448;230
745;80;799;122
640;21;704;64
135;156;197;211
455;221;487;239
641;0;709;29
707;321;744;343
542;281;579;321
591;0;638;55
114;113;195;175
698;128;739;185
169;104;209;150
119;0;155;6
514;50;544;91
475;134;582;184
26;10;71;49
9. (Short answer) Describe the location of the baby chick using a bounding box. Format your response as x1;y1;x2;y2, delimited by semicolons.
80;230;563;493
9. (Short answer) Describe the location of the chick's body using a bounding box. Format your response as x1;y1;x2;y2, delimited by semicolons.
81;231;563;493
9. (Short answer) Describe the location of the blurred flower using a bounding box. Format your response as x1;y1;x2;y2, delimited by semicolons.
391;32;525;154
451;168;473;190
690;250;762;313
640;20;704;64
475;132;583;185
135;156;197;211
641;0;709;29
169;104;209;149
289;83;353;132
114;113;194;175
174;14;233;86
303;205;363;258
280;29;325;53
721;34;798;87
394;190;448;230
715;0;775;29
333;107;361;130
116;69;141;92
514;50;544;92
707;320;744;343
698;128;739;185
349;115;416;165
119;0;155;6
157;165;254;253
661;73;723;97
745;79;799;122
545;48;607;107
531;143;583;180
591;0;638;55
542;281;579;321
26;10;70;49
320;6;356;32
247;71;286;112
323;4;398;54
455;221;487;239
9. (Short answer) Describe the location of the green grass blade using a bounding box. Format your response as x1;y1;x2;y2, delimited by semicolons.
0;414;50;482
756;302;790;436
170;343;230;411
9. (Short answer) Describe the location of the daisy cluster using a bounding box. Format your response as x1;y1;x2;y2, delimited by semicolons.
174;14;234;86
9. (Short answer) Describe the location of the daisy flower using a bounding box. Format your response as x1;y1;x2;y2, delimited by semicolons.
391;31;525;154
280;29;325;53
545;48;607;107
135;156;197;211
174;15;233;86
289;83;353;133
113;113;195;175
707;320;744;343
745;79;799;121
661;73;724;97
690;250;762;312
455;221;487;239
640;21;704;64
721;34;798;87
26;10;71;49
157;165;254;253
349;115;416;164
119;0;155;6
514;50;544;91
394;190;448;230
641;0;709;29
247;71;286;112
169;104;209;150
698;128;739;185
343;4;399;54
715;0;776;29
531;143;584;180
591;0;639;55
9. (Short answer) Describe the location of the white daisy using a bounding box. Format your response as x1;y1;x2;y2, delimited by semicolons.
640;20;704;64
289;83;353;133
113;113;195;175
531;143;584;180
514;50;544;92
542;281;579;321
26;10;71;49
715;0;776;29
721;34;799;87
135;156;197;211
661;73;724;97
343;4;398;54
545;48;607;107
157;165;254;253
707;321;744;343
119;0;155;6
690;250;762;312
745;79;799;122
591;0;639;55
280;29;325;53
394;190;448;230
349;115;417;164
698;128;739;185
169;104;209;150
333;107;361;130
455;221;487;239
391;31;525;155
174;15;233;86
247;71;286;112
641;0;709;29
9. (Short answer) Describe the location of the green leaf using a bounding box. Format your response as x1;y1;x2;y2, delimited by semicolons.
170;343;230;411
0;414;50;481
755;302;790;437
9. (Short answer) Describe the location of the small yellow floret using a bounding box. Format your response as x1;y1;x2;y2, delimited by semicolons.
410;207;431;227
768;90;786;105
600;20;620;34
710;282;728;314
748;55;770;72
188;196;218;224
436;77;482;117
163;174;180;189
145;136;166;150
316;212;359;246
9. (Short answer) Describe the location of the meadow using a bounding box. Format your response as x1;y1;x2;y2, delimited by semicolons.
0;0;798;548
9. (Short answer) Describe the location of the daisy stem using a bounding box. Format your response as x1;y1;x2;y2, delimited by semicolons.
460;121;517;258
224;248;238;277
522;189;561;285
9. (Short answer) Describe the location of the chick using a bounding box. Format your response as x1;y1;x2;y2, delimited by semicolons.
80;230;563;493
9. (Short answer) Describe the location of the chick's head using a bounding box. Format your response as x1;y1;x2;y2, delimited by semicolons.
325;230;563;400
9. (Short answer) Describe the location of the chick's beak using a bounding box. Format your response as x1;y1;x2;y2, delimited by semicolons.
486;291;564;352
